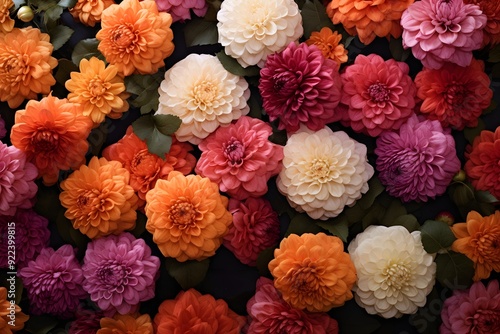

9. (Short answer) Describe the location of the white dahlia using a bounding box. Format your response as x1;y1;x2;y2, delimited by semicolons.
348;225;436;319
276;126;374;220
156;53;250;144
217;0;303;68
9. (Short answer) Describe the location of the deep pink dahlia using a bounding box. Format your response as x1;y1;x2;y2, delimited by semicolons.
223;197;280;266
69;307;104;334
259;42;342;133
82;232;160;315
375;115;461;202
338;54;416;137
18;245;87;318
195;116;283;200
0;209;50;269
155;0;208;22
246;277;339;334
401;0;487;69
441;280;500;334
0;115;6;139
0;142;38;216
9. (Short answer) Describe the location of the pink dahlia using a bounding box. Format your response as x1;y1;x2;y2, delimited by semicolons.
223;197;280;266
195;116;283;200
82;232;160;315
69;307;104;334
0;142;38;216
338;54;416;137
259;42;342;133
401;0;487;69
440;280;500;334
246;277;339;334
0;115;5;139
0;209;50;269
375;115;461;202
18;245;87;318
155;0;207;22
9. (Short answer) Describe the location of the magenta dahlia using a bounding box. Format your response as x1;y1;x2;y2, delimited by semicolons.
69;307;104;334
223;197;280;266
375;115;461;202
401;0;487;69
18;245;87;318
0;209;50;269
155;0;208;22
82;232;160;315
195;116;283;200
259;42;342;133
338;54;416;137
441;280;500;334
0;115;5;139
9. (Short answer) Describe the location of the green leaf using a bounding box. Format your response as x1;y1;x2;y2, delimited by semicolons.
475;190;499;204
449;182;475;208
153;114;182;136
183;18;218;47
71;38;104;66
57;0;77;7
54;59;79;87
87;122;108;156
391;214;420;232
132;115;174;158
43;4;63;26
463;118;485;144
300;0;336;39
380;199;407;227
216;51;261;77
32;0;57;11
55;211;74;245
435;251;474;289
389;36;410;62
132;115;155;140
48;25;73;50
24;315;58;334
15;277;23;304
361;202;386;229
165;258;210;289
256;246;276;277
316;219;348;242
247;91;263;119
285;214;325;237
125;72;164;114
420;220;456;253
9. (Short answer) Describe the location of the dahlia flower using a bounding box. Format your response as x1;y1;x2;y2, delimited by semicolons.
145;171;233;262
19;245;88;318
70;0;114;27
277;126;374;220
375;115;461;202
102;126;196;206
464;0;500;46
195;116;283;199
66;57;129;126
0;115;5;139
440;280;500;334
0;143;37;216
223;197;280;266
0;287;29;333
247;277;339;334
305;27;348;66
327;0;414;45
0;210;50;269
348;225;436;318
69;308;104;334
59;156;139;239
155;0;208;22
82;233;160;315
11;94;93;186
0;0;13;33
338;54;416;137
415;59;492;130
96;0;174;76
268;233;357;312
465;126;500;199
98;313;153;334
259;42;342;133
401;0;487;69
217;0;303;68
154;289;246;333
451;211;500;281
0;27;57;108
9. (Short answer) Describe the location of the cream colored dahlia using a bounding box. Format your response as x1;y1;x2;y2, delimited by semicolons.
217;0;303;68
276;126;373;220
156;53;250;144
348;225;436;319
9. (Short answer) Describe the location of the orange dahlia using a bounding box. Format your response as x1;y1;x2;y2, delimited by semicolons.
306;27;348;66
268;232;357;312
451;211;500;281
59;156;139;239
0;287;29;334
0;0;14;33
145;171;232;262
0;27;57;108
98;313;153;334
327;0;415;45
70;0;114;27
10;94;93;186
66;57;129;126
96;0;175;76
464;0;500;46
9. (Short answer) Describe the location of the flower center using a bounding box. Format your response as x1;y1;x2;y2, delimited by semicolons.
368;82;389;103
435;0;462;32
88;77;110;98
223;138;245;165
193;81;218;108
130;149;161;178
471;309;500;333
444;82;467;110
111;24;139;51
382;263;411;290
291;265;318;294
307;158;335;182
31;129;58;152
169;200;197;228
96;262;128;288
272;72;298;96
474;232;500;257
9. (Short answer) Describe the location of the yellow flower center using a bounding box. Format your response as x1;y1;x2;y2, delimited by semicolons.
88;77;110;97
307;158;337;183
193;81;218;108
382;263;411;290
111;24;140;52
169;200;198;228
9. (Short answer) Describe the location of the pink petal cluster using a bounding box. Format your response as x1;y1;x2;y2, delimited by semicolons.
18;245;88;318
259;42;342;133
195;116;283;200
0;209;50;269
82;232;160;315
246;277;339;334
155;0;208;22
223;197;280;266
0;142;38;216
0;115;5;139
401;0;487;69
69;307;104;334
375;115;461;202
440;280;500;334
338;54;416;137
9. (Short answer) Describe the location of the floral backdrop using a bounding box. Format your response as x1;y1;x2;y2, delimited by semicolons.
0;0;500;333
